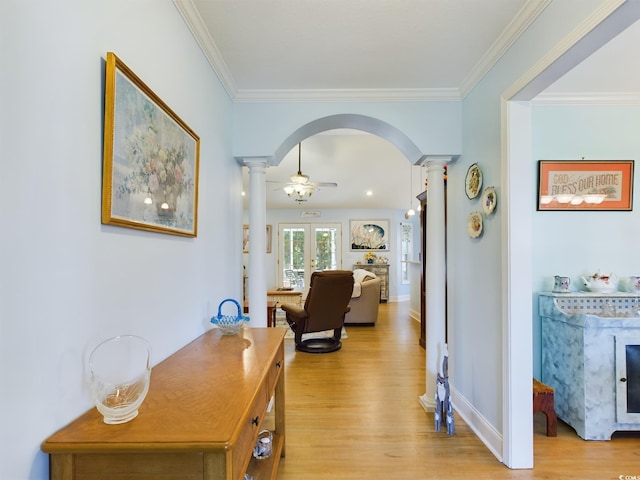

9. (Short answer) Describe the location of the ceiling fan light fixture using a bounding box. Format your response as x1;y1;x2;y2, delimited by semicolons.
290;173;309;184
285;183;314;200
276;141;335;204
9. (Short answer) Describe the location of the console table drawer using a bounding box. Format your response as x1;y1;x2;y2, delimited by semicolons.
72;453;204;479
233;381;269;477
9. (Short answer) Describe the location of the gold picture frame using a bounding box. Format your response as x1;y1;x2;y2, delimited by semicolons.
101;52;200;237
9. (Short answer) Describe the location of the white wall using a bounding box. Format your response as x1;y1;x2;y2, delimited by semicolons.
232;101;462;159
531;104;640;376
450;0;610;464
0;1;239;478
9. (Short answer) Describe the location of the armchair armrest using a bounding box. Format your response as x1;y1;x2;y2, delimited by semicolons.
281;303;306;318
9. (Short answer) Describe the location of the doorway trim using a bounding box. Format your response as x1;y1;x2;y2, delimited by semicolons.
500;0;640;467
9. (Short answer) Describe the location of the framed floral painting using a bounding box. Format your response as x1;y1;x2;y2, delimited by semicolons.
101;52;200;237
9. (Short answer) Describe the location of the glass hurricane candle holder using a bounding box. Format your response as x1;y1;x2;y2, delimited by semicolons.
89;335;151;425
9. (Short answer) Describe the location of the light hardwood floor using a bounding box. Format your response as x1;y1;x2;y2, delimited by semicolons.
274;301;640;479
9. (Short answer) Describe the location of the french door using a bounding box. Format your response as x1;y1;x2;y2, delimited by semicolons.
277;223;342;296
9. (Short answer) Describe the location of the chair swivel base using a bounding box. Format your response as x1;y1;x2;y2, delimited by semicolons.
296;337;342;353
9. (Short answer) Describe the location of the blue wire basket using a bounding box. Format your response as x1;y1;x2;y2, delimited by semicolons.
211;298;249;335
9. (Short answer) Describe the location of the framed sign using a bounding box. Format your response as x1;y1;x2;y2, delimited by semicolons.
102;52;200;236
350;219;389;251
537;160;633;211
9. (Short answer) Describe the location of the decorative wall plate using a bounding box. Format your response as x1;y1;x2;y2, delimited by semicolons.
465;163;483;199
467;211;483;238
481;186;497;215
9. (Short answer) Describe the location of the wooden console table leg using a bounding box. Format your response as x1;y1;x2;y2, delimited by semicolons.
50;454;74;480
267;301;277;328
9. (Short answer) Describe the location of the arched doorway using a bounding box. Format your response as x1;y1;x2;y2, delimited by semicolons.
243;113;453;426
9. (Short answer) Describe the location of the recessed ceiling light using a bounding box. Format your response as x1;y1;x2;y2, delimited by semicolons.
366;190;373;196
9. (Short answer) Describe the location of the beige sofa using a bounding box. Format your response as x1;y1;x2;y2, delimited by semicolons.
344;271;381;326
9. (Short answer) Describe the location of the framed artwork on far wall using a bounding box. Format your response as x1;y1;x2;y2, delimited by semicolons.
101;52;200;237
350;219;390;251
537;160;634;211
243;225;272;253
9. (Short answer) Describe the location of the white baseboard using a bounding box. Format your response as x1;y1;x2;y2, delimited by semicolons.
408;309;420;323
450;385;503;463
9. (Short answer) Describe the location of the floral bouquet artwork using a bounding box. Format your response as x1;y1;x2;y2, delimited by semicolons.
118;128;194;222
102;52;200;237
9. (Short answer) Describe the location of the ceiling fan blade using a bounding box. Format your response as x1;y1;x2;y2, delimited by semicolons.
312;182;338;188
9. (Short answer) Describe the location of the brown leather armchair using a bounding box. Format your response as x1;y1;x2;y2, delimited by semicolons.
281;270;354;353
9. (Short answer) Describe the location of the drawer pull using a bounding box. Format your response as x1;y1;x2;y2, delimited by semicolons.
252;416;260;426
276;361;282;369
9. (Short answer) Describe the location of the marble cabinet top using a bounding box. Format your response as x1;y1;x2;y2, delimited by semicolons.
539;292;640;329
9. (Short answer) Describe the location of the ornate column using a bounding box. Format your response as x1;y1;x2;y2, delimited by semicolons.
419;155;455;412
243;158;268;327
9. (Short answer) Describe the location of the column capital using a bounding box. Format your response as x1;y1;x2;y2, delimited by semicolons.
239;157;269;169
422;155;459;167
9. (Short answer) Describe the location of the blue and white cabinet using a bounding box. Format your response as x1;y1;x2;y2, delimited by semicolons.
539;292;640;440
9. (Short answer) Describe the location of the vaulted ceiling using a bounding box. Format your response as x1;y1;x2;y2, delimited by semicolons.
175;0;640;209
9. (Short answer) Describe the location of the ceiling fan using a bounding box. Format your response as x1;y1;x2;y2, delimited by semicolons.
270;142;337;202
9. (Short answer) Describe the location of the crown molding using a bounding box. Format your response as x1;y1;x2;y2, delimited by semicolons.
174;0;461;103
173;0;238;99
459;0;550;98
232;88;462;103
504;0;631;101
532;92;640;105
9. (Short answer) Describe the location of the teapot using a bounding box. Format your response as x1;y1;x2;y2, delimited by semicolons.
627;276;640;293
581;271;618;292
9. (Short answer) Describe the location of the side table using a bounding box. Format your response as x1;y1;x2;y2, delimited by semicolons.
244;300;278;327
267;290;303;307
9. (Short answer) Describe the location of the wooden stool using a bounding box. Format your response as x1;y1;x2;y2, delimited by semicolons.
533;379;557;437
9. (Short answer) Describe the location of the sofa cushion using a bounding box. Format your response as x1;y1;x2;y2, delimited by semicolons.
352;269;377;297
353;268;377;283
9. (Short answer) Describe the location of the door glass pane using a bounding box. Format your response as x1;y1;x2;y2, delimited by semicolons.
282;227;306;289
400;222;413;284
314;227;338;271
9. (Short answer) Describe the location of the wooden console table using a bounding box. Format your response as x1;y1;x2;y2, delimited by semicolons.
41;328;286;480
